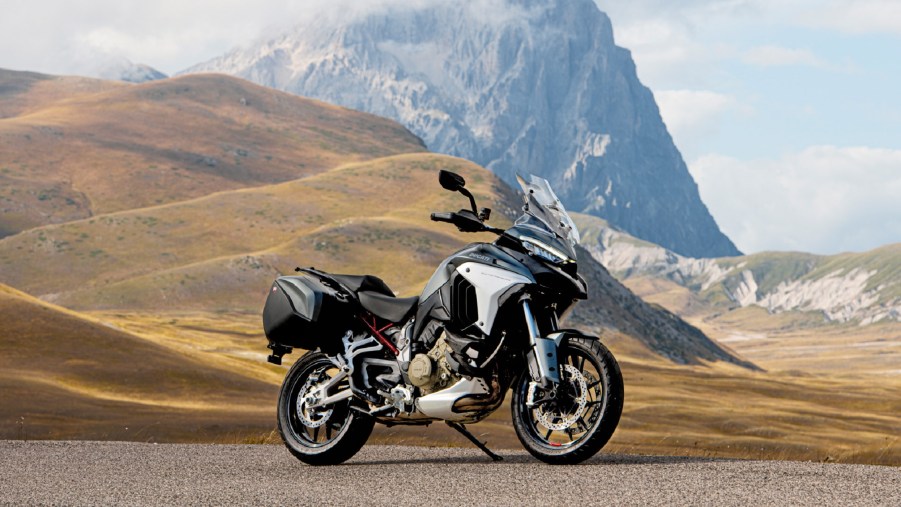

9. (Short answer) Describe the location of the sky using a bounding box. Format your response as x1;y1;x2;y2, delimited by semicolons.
596;0;901;255
1;0;899;255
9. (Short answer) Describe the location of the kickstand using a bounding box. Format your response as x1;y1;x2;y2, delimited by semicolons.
446;421;503;462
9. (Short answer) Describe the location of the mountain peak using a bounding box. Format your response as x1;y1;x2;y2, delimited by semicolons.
183;0;739;258
97;58;168;83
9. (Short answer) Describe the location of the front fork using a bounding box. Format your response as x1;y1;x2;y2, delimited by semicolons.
522;298;561;387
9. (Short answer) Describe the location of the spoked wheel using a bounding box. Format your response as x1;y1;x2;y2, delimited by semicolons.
278;351;374;465
512;337;623;464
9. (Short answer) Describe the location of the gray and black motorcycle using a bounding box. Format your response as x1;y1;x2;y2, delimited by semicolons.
262;170;623;465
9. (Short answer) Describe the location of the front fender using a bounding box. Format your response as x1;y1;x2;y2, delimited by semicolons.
526;329;602;386
546;329;601;348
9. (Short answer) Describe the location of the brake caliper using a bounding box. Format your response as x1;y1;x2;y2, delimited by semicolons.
533;364;588;431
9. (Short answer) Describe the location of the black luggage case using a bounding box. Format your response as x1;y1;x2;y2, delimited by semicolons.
263;274;352;354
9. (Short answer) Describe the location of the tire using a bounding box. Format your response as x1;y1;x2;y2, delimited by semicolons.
277;351;374;465
511;337;624;465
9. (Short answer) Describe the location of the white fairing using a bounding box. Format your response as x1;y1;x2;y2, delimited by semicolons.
415;377;490;421
458;262;531;335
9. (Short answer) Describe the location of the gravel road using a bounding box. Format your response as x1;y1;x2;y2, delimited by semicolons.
1;440;898;506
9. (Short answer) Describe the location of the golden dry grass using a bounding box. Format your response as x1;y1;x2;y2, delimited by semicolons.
0;71;424;235
4;273;898;463
610;357;901;465
0;69;124;118
2;71;897;464
0;284;276;442
624;273;901;376
0;153;514;309
72;309;900;466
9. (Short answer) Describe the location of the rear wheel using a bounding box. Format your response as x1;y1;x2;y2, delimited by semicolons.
278;351;374;465
511;337;623;464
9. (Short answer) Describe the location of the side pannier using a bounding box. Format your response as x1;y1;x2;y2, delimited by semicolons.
263;274;352;354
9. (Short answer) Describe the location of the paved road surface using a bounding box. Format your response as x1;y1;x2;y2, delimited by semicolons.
1;441;898;506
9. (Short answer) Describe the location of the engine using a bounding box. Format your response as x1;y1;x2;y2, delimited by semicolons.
406;334;461;395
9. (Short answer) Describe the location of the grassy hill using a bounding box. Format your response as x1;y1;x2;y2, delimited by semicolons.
0;153;516;309
0;147;748;368
0;283;276;441
576;213;900;321
575;213;901;374
2;69;898;464
570;245;756;369
0;69;123;119
0;69;425;237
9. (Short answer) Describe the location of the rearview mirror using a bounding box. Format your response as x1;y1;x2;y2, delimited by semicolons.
439;170;466;191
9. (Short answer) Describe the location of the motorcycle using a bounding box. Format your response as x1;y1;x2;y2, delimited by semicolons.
262;170;623;465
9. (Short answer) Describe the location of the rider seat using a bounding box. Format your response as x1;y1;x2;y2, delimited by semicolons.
329;273;394;297
358;291;419;324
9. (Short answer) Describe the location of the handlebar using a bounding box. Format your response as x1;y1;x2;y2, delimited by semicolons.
430;212;454;223
431;210;504;235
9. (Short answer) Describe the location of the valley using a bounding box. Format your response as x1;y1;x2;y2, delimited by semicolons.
22;307;901;465
1;68;898;466
574;213;901;375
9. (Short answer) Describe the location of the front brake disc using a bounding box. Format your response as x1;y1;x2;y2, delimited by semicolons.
535;364;588;431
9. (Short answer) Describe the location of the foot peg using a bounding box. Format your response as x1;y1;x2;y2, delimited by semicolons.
446;421;503;462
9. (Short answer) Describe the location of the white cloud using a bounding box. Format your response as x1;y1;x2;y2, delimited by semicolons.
0;0;286;75
654;90;748;159
0;0;545;77
610;17;731;88
742;45;828;68
596;1;756;88
690;146;901;254
0;0;387;76
596;0;881;86
804;0;901;35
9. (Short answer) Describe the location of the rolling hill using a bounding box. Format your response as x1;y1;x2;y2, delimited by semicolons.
0;69;123;119
575;213;901;324
0;282;276;441
2;69;899;463
570;245;756;369
0;67;743;369
0;149;744;368
0;68;425;237
574;213;901;373
0;154;514;308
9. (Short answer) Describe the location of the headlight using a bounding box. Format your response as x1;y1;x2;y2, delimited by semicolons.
522;238;572;264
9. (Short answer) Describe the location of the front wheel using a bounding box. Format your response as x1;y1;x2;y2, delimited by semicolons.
277;351;374;465
511;337;624;464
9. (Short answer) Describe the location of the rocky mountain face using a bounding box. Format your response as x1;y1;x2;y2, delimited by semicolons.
98;59;168;83
575;214;901;325
182;0;740;259
567;246;758;369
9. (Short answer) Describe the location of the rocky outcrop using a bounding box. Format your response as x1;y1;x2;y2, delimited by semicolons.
98;60;168;83
729;270;759;307
755;269;887;323
578;214;901;325
567;246;758;369
182;0;740;259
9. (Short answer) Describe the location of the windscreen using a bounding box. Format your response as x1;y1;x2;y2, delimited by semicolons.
515;174;581;248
